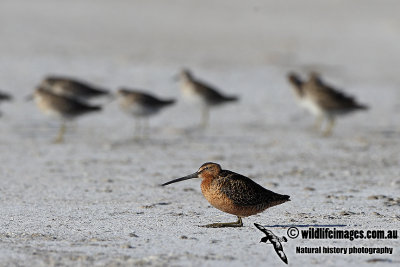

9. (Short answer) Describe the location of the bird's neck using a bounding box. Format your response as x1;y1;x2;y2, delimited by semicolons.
200;174;214;192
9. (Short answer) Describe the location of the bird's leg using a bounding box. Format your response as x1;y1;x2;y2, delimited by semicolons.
69;120;78;132
201;107;209;128
142;118;149;139
201;216;243;228
314;114;323;132
323;116;335;137
134;118;141;140
53;121;66;144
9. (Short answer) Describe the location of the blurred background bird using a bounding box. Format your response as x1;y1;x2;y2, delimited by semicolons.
287;72;368;136
179;69;238;128
116;88;175;138
33;87;102;143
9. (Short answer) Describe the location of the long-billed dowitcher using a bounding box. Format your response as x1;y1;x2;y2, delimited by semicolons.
287;72;368;136
254;223;288;264
116;88;175;137
162;162;290;228
0;91;12;117
179;69;238;127
33;88;101;143
40;76;110;101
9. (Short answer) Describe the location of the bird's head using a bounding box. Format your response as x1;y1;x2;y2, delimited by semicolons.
287;72;304;96
179;68;194;81
40;77;60;88
161;162;222;186
116;89;132;97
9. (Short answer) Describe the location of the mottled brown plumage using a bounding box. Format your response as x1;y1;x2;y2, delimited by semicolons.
179;69;238;127
40;76;109;101
162;162;290;228
287;72;368;136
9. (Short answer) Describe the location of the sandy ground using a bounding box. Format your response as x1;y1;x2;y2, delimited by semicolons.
0;0;399;266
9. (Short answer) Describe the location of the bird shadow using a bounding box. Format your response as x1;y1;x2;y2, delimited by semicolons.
261;224;347;228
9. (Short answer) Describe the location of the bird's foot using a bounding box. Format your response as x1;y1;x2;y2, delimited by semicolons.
52;137;64;144
200;217;243;228
322;128;333;137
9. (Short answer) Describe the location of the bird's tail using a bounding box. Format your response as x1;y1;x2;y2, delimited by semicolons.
355;103;369;110
0;93;12;101
224;95;239;102
87;105;102;112
162;99;176;106
92;87;110;96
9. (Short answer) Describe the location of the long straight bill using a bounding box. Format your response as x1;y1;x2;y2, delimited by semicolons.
161;172;199;186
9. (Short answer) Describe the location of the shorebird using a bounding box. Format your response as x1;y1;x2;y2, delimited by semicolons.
116;88;175;137
254;223;288;264
33;87;101;143
162;162;290;228
179;69;238;127
39;76;110;101
0;91;12;117
287;72;368;136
